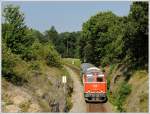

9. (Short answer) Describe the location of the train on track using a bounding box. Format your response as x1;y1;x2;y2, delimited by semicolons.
81;63;108;103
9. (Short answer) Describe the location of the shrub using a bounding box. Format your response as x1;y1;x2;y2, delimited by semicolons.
2;43;17;76
65;96;72;112
21;48;37;61
46;52;61;67
114;82;131;112
44;44;61;67
2;42;29;85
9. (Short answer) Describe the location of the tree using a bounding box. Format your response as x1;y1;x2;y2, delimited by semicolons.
44;26;59;45
80;12;124;66
51;31;81;58
31;29;45;43
2;5;33;54
124;2;148;67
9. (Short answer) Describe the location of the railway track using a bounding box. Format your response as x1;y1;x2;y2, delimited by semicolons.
86;103;108;112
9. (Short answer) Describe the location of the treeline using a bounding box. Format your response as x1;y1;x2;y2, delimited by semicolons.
43;27;81;58
79;2;148;69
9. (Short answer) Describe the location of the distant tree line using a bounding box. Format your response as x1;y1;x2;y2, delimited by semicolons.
43;27;81;58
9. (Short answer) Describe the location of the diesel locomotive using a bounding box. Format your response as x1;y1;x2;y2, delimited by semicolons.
81;63;108;103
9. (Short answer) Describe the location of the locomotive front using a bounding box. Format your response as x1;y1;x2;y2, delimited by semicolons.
81;63;107;103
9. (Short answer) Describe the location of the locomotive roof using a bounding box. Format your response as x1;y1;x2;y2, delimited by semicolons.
86;67;103;74
81;63;102;74
81;63;95;73
87;67;100;71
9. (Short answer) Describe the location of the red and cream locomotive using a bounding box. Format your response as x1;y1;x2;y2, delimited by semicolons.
81;63;107;103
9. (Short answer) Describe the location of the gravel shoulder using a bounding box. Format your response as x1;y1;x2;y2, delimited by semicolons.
64;66;86;112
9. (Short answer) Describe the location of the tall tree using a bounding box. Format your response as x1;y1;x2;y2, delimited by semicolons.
80;12;124;66
124;2;148;67
44;26;59;45
2;5;33;54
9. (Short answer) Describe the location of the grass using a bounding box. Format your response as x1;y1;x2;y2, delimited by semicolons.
19;100;31;112
38;99;51;112
105;64;116;98
106;63;132;112
124;70;148;112
139;92;148;112
62;58;81;68
2;93;14;106
66;96;73;112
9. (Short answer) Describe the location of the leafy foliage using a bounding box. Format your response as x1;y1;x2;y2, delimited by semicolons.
2;5;34;54
114;82;131;112
79;2;148;68
2;5;62;85
123;2;148;68
80;12;125;66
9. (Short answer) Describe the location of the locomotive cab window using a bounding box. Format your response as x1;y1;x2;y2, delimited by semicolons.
97;77;103;82
87;76;94;82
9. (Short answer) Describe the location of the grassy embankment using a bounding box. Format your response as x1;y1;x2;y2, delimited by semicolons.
2;60;73;112
2;45;73;112
106;64;148;112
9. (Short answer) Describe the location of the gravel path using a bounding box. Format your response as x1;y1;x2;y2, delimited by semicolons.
64;66;86;112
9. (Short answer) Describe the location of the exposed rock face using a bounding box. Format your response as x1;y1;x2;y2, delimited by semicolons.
2;80;42;112
124;71;148;112
2;66;73;113
5;105;21;112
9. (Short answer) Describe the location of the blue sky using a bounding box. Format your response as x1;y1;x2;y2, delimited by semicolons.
2;1;132;33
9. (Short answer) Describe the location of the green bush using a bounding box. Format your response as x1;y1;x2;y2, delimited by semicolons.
114;82;131;112
43;44;61;67
2;43;16;76
46;52;61;67
2;42;29;85
66;96;73;112
29;61;40;71
21;48;37;61
21;40;42;61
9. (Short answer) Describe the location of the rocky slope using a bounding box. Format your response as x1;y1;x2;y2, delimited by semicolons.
2;66;73;112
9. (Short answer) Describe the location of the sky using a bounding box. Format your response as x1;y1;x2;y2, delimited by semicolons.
2;1;132;33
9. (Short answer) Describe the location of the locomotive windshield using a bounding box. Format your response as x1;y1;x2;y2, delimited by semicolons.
97;77;103;82
87;76;94;82
86;67;104;82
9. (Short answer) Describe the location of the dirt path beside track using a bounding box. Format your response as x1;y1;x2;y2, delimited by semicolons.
64;66;86;112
